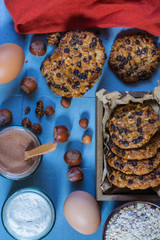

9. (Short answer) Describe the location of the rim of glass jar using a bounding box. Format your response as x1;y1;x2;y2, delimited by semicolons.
0;125;42;180
1;187;56;240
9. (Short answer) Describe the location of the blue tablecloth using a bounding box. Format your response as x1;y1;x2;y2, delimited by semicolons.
0;1;160;239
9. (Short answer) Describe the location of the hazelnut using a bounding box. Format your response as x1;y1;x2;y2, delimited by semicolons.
20;77;38;94
53;125;70;143
45;106;55;116
35;100;44;118
67;167;83;182
60;97;72;109
21;117;32;128
31;123;42;134
81;134;92;144
79;118;89;129
24;107;31;114
0;109;13;126
29;40;46;56
64;150;82;166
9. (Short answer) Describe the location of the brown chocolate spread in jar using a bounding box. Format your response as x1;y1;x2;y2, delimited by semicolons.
0;126;41;179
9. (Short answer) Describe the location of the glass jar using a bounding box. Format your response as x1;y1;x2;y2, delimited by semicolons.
0;126;41;180
2;188;56;240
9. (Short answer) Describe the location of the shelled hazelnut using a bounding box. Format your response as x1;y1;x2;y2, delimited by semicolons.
67;167;83;182
29;40;46;56
20;77;37;94
31;123;42;134
79;118;89;129
45;106;55;116
21;117;32;128
35;100;44;118
61;97;72;109
24;107;31;114
0;109;13;126
64;150;82;166
53;125;70;143
81;134;92;144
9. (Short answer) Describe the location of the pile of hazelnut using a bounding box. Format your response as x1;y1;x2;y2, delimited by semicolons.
0;39;93;183
21;99;55;135
64;149;83;182
53;118;92;182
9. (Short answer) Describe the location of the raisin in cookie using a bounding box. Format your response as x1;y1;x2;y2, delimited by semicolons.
108;165;160;190
41;31;107;98
47;32;62;46
108;103;159;149
108;133;160;160
108;32;160;83
106;150;160;175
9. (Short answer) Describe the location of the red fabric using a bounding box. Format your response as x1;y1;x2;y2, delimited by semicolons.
4;0;160;36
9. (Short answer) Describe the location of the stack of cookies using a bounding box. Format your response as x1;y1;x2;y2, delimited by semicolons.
41;30;107;98
106;102;160;190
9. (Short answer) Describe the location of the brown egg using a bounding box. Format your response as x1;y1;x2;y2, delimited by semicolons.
63;191;101;235
0;43;25;84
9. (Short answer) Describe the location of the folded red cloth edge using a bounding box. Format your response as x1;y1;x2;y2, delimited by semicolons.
4;0;160;37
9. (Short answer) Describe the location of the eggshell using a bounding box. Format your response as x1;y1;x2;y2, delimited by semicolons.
0;43;25;84
63;191;101;235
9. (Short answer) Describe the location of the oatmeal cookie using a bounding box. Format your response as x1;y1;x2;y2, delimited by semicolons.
108;103;159;149
47;32;62;46
108;164;160;190
108;32;160;83
108;133;160;160
41;31;107;98
106;150;160;175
